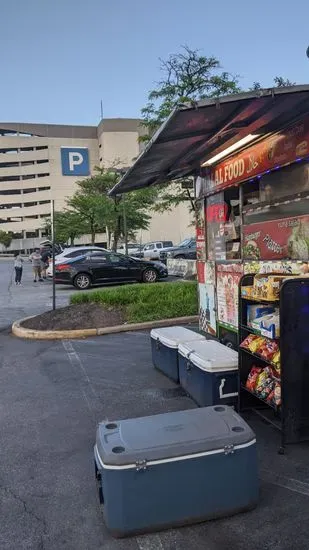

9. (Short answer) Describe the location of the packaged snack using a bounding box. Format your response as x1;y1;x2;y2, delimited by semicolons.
272;351;280;365
258;340;279;360
241;286;254;298
247;305;275;326
246;366;262;392
240;334;257;349
251;311;280;338
266;390;275;404
259;379;275;400
248;336;265;353
253;274;294;301
274;382;281;407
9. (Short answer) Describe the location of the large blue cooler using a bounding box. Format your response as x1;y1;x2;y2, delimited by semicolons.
150;326;205;382
178;340;238;407
94;406;258;537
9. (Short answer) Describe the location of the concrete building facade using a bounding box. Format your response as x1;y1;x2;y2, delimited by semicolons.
0;120;193;252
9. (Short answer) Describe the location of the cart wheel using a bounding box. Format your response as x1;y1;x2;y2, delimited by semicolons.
278;446;285;455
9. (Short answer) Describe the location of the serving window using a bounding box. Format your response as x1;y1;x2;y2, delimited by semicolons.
206;187;241;261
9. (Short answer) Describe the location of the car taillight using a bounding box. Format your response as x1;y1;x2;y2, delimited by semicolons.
56;264;70;272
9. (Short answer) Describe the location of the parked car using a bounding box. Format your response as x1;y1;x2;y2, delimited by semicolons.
141;241;173;260
47;246;107;276
159;238;196;260
54;250;168;290
116;243;143;256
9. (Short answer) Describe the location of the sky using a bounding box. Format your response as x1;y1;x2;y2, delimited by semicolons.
1;0;309;126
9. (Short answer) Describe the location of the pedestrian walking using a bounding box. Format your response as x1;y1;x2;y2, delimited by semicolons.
14;252;23;285
29;248;43;282
40;247;52;279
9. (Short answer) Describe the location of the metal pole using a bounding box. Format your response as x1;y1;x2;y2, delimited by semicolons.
51;199;56;310
123;195;128;255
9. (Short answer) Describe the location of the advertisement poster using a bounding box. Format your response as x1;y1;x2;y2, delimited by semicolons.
207;116;309;192
243;215;309;261
217;263;243;328
244;260;309;276
206;193;228;260
197;261;205;284
205;261;215;285
196;199;206;261
199;283;216;336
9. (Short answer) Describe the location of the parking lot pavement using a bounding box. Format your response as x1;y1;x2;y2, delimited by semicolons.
1;327;309;550
0;259;74;330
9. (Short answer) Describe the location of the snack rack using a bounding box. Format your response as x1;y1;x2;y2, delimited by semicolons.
238;273;309;453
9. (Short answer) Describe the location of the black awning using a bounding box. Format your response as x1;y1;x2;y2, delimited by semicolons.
110;86;309;195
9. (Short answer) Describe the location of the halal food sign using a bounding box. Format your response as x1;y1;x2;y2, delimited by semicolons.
209;117;309;191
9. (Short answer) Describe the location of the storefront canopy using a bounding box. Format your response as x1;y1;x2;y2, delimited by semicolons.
110;86;309;196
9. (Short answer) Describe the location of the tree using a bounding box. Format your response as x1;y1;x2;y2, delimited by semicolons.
140;46;241;215
0;230;13;250
140;46;297;216
141;45;240;140
42;211;88;246
251;76;296;90
67;192;108;245
68;167;157;249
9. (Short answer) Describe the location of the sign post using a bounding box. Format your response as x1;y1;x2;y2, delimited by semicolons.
51;199;56;311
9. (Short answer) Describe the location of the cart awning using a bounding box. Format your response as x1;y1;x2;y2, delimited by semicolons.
110;86;309;196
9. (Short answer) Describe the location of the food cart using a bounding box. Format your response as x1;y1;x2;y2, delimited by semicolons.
196;114;309;347
111;86;309;448
111;86;309;345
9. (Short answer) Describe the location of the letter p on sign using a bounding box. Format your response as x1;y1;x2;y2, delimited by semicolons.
61;147;90;176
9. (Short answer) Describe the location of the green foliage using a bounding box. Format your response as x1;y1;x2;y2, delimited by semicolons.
251;76;296;90
43;211;88;246
70;281;198;323
141;45;240;140
140;45;240;214
0;230;13;249
67;167;157;247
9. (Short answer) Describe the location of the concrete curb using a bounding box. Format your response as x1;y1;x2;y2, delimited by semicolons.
12;315;199;340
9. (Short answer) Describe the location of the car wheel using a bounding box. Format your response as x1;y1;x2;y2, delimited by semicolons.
175;254;186;259
142;268;158;283
73;273;92;290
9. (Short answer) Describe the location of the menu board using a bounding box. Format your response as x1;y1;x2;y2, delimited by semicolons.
216;263;243;328
243;215;309;261
244;260;309;276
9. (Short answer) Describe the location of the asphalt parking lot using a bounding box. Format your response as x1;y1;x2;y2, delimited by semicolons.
2;259;309;549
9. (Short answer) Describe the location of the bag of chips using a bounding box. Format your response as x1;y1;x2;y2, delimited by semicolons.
240;334;257;349
258;340;279;360
248;336;266;353
255;367;274;398
274;383;281;407
246;366;262;392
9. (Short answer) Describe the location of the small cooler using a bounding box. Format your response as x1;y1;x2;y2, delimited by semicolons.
150;326;205;382
178;340;238;407
94;406;258;537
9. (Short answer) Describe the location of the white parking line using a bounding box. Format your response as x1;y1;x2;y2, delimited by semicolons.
62;339;102;416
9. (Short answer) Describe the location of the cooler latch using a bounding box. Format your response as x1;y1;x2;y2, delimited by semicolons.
224;444;235;456
135;459;147;472
186;350;194;371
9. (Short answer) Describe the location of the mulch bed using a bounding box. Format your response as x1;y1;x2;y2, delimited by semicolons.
21;303;125;331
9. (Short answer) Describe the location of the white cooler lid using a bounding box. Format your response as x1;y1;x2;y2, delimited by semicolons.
150;326;205;349
178;340;238;372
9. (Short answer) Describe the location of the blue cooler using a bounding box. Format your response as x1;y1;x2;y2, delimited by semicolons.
150;326;205;382
178;340;238;407
94;406;258;537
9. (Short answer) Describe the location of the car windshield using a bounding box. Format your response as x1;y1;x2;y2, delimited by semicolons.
177;238;192;247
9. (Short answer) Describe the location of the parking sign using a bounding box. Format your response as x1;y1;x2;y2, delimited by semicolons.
61;147;90;176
